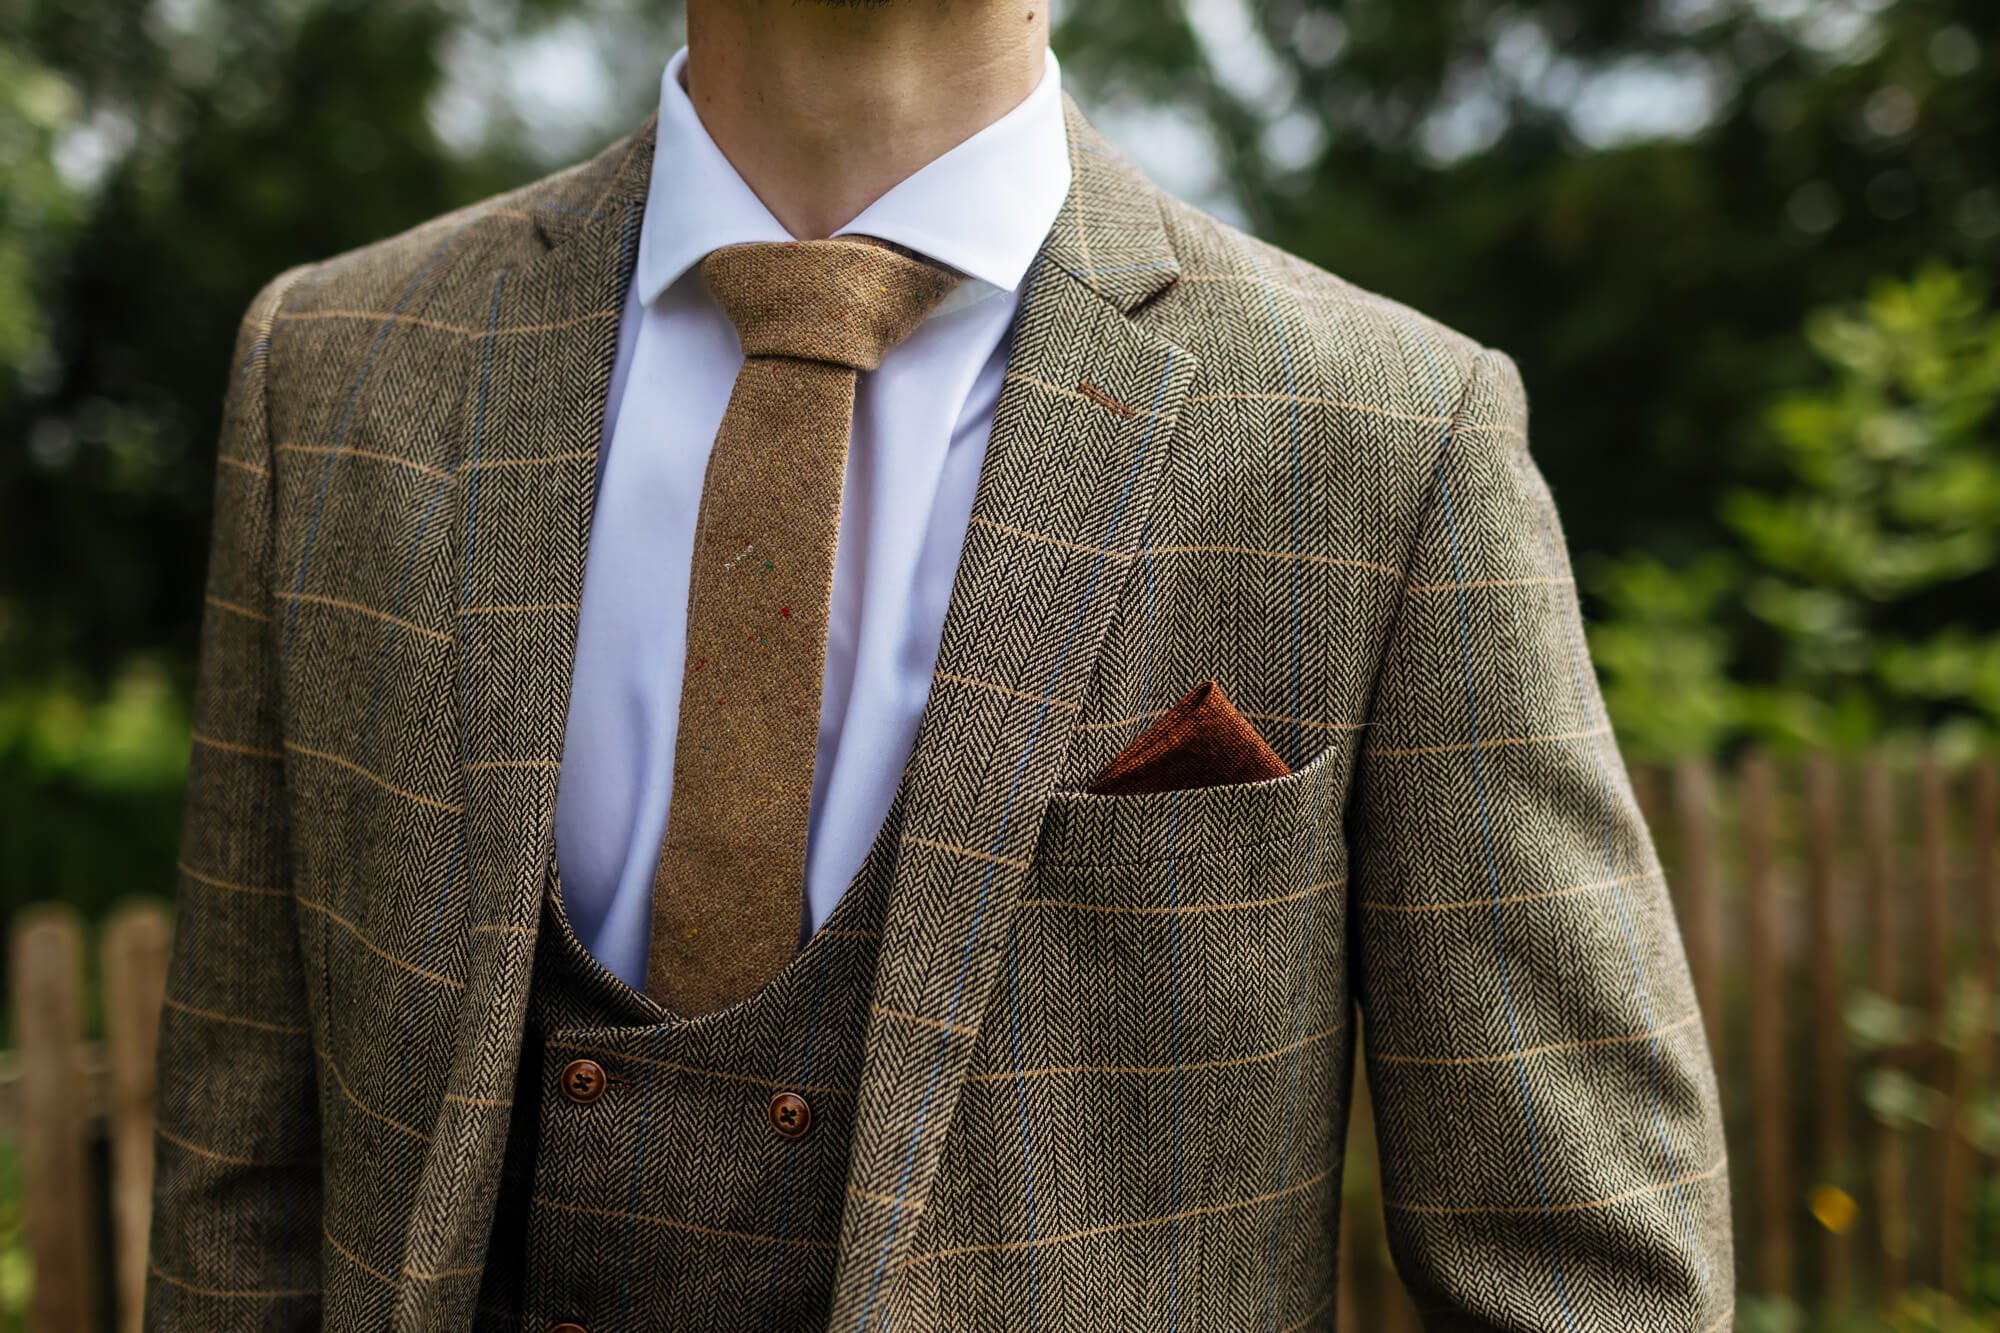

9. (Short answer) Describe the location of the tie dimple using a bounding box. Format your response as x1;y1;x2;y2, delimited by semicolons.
645;238;960;1016
700;238;960;370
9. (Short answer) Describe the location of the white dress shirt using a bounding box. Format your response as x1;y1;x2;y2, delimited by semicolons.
554;45;1073;988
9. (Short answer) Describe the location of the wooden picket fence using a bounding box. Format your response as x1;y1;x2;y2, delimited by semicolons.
3;900;170;1331
3;749;1996;1326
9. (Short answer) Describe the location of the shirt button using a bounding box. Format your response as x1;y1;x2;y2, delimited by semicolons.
768;1091;812;1138
560;1059;608;1105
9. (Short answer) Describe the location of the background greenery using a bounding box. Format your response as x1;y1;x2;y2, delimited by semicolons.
2;0;1997;1326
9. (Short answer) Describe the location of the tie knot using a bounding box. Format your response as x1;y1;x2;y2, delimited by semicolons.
700;238;962;372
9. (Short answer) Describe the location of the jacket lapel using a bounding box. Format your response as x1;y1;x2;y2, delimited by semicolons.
828;99;1199;1328
387;120;657;1321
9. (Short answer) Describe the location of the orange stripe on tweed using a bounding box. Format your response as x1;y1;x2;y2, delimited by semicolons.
645;238;960;1015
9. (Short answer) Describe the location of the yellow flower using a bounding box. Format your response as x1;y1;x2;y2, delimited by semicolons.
1808;1184;1858;1234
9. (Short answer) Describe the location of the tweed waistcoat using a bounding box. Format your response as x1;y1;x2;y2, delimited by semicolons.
473;796;905;1331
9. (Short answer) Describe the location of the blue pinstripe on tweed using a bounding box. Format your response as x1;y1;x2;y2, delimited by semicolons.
253;287;310;1306
613;1032;668;1321
364;471;454;770
1250;228;1319;1330
372;268;508;1328
1237;244;1308;762
432;267;507;975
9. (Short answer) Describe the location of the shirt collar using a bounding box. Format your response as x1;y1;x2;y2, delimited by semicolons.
635;44;1071;311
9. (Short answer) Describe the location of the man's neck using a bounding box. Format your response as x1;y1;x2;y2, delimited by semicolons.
682;1;1049;241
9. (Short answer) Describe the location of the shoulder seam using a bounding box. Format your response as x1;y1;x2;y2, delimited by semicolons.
253;263;321;459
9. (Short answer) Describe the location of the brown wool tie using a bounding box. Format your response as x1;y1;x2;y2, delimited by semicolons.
645;238;960;1015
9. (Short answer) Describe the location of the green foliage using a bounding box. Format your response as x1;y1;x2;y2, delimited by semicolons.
0;45;82;385
1735;265;2000;637
1588;266;2000;759
0;662;190;936
0;1140;24;1329
1832;987;2000;1321
1586;551;1744;760
1847;977;2000;1146
1739;1289;2000;1332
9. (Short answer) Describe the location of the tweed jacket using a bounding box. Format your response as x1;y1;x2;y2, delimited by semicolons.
148;95;1732;1330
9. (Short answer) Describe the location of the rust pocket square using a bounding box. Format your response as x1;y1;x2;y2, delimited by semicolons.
1087;680;1292;797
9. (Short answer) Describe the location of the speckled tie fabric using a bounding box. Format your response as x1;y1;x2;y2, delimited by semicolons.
646;238;960;1016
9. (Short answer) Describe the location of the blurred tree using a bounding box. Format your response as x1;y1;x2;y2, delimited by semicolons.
1591;265;2000;758
0;0;674;689
0;45;79;390
0;0;675;925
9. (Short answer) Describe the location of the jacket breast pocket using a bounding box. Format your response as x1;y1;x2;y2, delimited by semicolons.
908;742;1354;1318
1022;739;1349;1065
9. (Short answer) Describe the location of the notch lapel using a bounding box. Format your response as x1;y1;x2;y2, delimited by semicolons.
385;119;656;1321
828;100;1199;1328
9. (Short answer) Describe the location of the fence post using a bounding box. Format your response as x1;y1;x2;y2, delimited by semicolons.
1968;756;2000;1264
1741;751;1794;1299
104;902;172;1332
10;904;101;1330
1861;752;1909;1297
1630;764;1663;849
1672;757;1725;1069
1918;756;1964;1296
1802;751;1853;1307
1977;760;2000;1009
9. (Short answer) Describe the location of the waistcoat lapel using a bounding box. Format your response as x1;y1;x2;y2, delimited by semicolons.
828;99;1200;1329
386;119;656;1325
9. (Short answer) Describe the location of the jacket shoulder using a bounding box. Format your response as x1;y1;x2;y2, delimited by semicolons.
1152;193;1493;403
261;127;644;319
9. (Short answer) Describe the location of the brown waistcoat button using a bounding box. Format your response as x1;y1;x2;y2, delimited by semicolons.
552;1324;588;1333
560;1058;607;1105
768;1090;812;1138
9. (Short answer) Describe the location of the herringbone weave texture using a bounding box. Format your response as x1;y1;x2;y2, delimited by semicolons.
648;239;958;1015
147;93;1733;1331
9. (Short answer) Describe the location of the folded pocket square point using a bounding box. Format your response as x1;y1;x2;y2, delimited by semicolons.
1087;679;1291;796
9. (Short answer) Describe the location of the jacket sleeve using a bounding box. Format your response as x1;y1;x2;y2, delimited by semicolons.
147;265;325;1328
1347;347;1733;1329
